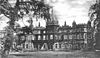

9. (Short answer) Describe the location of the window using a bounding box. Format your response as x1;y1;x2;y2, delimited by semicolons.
43;31;46;33
77;35;80;39
59;44;61;48
73;35;76;39
59;30;62;33
64;35;67;39
37;0;41;1
80;34;84;39
59;35;61;40
23;0;28;2
38;35;41;40
27;35;31;40
50;35;53;39
55;44;58;48
64;30;67;32
26;44;28;48
55;35;58;39
70;30;72;32
69;35;72;39
32;35;35;40
43;35;46;40
38;30;41;34
19;0;21;2
84;28;87;32
23;44;25;48
21;36;25;41
46;35;48;40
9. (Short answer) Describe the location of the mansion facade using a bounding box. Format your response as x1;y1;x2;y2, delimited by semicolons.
13;20;93;51
5;0;93;51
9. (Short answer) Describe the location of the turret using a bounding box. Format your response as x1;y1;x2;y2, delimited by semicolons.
46;8;58;26
72;20;76;27
38;22;41;27
64;21;67;26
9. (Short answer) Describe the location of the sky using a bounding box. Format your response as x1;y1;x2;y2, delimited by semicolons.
46;0;95;26
0;0;96;30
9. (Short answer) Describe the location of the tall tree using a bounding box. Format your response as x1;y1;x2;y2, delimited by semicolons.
0;0;52;54
89;0;100;50
0;0;52;32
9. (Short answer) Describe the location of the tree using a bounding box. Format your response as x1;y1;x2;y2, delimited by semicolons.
89;0;100;50
0;0;52;32
0;0;52;54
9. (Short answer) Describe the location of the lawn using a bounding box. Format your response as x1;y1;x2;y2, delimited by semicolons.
1;51;100;58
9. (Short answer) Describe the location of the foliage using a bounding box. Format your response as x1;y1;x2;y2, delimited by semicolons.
0;0;52;53
89;1;100;28
0;0;52;31
88;0;100;50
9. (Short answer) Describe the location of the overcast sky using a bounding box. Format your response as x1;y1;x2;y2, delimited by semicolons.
0;0;96;30
46;0;95;26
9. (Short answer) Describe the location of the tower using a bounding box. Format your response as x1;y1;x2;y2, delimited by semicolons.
72;20;76;27
91;0;100;50
46;8;59;33
64;21;67;26
46;8;59;50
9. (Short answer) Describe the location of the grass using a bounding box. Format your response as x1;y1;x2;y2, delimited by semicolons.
1;51;100;58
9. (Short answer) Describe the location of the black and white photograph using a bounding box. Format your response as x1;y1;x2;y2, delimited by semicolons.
0;0;100;58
